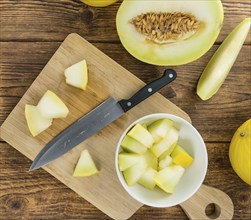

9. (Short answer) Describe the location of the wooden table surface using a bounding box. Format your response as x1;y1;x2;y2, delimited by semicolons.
0;0;250;219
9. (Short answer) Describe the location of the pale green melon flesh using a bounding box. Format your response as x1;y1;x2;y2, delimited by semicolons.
127;123;154;148
118;152;143;171
159;155;173;170
148;118;173;143
150;127;179;157
154;165;185;193
197;17;251;100
121;135;147;154
73;150;98;177
116;0;224;65
138;167;157;190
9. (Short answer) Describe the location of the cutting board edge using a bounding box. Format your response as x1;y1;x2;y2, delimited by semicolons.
0;33;192;219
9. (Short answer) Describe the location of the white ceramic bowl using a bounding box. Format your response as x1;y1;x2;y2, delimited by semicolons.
115;113;208;207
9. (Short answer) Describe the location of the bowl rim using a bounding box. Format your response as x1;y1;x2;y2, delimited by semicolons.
115;113;208;208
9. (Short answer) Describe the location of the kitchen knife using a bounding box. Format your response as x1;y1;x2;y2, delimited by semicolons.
29;69;177;171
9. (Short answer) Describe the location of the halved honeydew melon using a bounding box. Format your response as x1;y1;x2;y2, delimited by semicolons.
25;104;53;137
121;135;147;154
116;0;224;66
138;167;157;190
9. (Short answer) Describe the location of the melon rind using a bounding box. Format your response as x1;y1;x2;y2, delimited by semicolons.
116;0;224;66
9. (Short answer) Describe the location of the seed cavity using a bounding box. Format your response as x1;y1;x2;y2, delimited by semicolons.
130;12;200;44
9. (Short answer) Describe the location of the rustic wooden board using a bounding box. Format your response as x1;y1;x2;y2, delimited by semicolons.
0;33;190;219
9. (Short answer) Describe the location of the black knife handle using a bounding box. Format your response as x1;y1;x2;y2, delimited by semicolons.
118;69;177;112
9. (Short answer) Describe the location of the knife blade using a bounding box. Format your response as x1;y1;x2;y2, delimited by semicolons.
29;69;177;171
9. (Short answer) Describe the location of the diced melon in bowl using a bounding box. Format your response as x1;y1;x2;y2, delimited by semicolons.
138;167;157;190
142;149;158;170
158;155;173;170
118;152;143;171
121;135;147;154
25;104;53;137
127;123;154;148
37;90;69;118
148;118;173;142
150;127;178;157
171;145;194;168
154;164;185;194
123;160;147;186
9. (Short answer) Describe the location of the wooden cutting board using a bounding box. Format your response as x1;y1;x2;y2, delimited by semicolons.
0;33;191;219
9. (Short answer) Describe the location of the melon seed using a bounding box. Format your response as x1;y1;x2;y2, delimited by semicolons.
130;12;200;44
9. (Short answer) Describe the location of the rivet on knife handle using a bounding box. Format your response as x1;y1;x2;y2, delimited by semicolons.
118;69;177;112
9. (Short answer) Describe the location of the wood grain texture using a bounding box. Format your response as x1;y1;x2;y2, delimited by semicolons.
1;141;250;220
1;42;250;142
1;0;251;219
0;34;191;219
0;0;250;43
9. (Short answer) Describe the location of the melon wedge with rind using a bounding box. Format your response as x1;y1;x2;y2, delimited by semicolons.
138;167;157;190
123;160;147;186
148;118;173;143
197;18;251;100
154;164;185;193
37;90;69;118
121;135;147;154
171;145;194;168
64;59;88;90
25;104;53;137
73;150;98;177
127;123;154;148
118;152;143;171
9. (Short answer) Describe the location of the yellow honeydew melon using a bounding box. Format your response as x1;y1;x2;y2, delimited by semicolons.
80;0;117;7
229;119;251;185
116;0;224;65
154;164;185;193
171;145;193;168
127;123;154;148
37;90;69;118
25;104;53;137
197;18;251;100
64;59;88;90
73;149;98;177
138;167;157;190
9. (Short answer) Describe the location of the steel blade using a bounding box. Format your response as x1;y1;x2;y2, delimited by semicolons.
29;97;124;171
